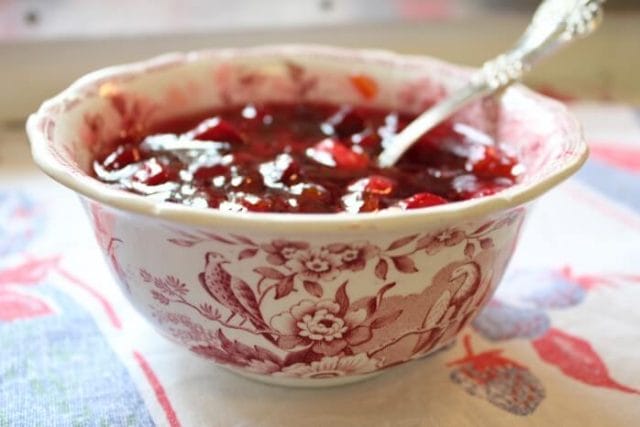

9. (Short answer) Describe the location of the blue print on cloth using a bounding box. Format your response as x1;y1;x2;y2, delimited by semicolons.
473;300;550;341
494;269;586;310
0;192;43;257
0;284;154;426
472;269;585;342
576;159;640;213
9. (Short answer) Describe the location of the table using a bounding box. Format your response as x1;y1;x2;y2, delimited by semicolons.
1;101;639;426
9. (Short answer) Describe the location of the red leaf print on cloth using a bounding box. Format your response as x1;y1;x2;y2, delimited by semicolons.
448;335;545;416
532;328;640;395
589;144;640;173
558;266;616;291
0;256;60;287
0;289;53;322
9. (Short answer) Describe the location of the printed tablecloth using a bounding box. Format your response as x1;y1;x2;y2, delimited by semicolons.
1;102;639;426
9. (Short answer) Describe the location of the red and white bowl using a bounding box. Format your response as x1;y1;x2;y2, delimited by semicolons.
26;45;587;387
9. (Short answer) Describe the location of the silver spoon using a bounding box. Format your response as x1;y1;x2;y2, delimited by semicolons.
376;0;605;168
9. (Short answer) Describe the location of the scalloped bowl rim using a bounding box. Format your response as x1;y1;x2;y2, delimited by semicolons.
26;44;588;232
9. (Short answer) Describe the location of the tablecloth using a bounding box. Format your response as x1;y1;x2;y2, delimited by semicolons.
0;101;639;427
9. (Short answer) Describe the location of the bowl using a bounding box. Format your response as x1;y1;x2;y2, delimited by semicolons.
26;45;587;387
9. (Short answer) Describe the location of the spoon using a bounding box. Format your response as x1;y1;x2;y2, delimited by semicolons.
376;0;605;168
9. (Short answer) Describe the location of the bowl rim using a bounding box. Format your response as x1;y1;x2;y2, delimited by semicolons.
26;44;588;232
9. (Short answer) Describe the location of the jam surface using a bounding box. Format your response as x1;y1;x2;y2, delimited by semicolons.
93;102;521;213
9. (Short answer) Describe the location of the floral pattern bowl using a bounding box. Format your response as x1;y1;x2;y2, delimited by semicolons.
26;45;587;387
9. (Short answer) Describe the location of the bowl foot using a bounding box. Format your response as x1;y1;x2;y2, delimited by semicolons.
221;338;457;388
222;366;384;388
412;337;457;361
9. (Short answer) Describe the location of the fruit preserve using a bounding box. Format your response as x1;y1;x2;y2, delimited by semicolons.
93;102;521;213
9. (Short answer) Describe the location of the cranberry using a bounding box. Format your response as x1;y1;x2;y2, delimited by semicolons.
193;164;230;182
359;193;382;212
102;144;141;170
424;121;456;141
403;192;448;209
471;146;517;178
352;131;381;149
231;169;265;193
347;175;395;199
308;138;369;171
298;185;333;213
281;160;301;185
327;108;366;137
202;188;227;208
259;154;301;186
409;122;458;155
231;152;256;167
269;196;295;213
133;159;173;186
364;175;395;195
240;195;274;212
190;118;244;144
452;174;512;200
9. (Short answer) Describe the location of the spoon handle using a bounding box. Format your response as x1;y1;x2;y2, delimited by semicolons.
377;0;605;168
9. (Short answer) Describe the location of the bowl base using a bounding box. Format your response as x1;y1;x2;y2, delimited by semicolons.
222;338;457;388
222;366;384;388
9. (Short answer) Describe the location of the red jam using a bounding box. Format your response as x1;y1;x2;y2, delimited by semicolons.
93;102;521;213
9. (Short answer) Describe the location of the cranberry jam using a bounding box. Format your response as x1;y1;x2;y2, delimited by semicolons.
93;102;521;213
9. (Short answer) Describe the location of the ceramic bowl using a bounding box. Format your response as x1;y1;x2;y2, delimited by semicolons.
27;45;587;387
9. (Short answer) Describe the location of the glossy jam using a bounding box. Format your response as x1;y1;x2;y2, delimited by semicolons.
93;102;521;213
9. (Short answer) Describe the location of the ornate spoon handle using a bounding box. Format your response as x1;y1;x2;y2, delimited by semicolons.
377;0;605;168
